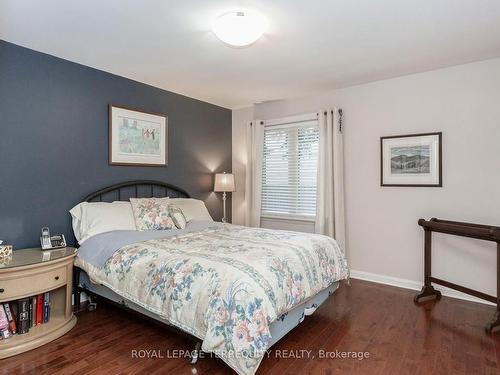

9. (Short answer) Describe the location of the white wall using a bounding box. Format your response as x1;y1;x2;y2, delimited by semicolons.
234;58;500;299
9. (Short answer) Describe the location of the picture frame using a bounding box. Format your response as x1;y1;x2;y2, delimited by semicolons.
380;132;442;187
109;104;168;166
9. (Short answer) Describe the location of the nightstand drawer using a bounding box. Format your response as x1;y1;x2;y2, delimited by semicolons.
0;266;67;300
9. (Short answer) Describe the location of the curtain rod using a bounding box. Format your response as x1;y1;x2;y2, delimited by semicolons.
261;112;319;127
250;109;343;129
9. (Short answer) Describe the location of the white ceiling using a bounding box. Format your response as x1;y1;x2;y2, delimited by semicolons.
1;0;500;109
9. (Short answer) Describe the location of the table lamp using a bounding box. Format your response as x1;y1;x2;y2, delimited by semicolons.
214;172;235;223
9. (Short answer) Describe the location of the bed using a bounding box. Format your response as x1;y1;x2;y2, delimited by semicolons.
72;180;349;375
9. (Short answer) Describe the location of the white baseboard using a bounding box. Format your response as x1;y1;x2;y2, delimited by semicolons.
350;269;495;306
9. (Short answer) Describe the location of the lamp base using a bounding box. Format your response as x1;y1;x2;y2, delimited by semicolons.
222;192;227;223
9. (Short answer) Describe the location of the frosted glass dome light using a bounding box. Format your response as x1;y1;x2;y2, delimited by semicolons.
212;11;267;47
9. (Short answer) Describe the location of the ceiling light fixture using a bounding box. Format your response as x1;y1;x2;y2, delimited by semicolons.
212;10;267;47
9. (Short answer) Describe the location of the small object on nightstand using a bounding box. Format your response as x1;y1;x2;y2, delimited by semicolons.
40;227;66;250
214;172;235;223
0;241;13;267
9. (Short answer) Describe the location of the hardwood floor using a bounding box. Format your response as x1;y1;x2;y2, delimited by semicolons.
2;279;500;374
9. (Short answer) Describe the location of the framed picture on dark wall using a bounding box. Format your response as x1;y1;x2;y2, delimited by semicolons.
381;132;442;187
109;104;168;166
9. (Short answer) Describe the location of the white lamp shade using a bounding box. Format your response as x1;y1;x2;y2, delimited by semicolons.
212;11;267;47
214;173;235;192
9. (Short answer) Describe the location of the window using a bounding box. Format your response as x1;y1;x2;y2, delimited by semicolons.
261;118;319;219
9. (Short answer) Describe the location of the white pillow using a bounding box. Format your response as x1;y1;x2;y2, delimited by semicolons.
168;198;213;222
69;201;136;243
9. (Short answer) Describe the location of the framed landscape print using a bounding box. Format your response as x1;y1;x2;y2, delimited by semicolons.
109;105;168;166
381;132;442;187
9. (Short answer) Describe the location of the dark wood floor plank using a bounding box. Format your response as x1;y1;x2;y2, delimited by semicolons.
2;279;500;375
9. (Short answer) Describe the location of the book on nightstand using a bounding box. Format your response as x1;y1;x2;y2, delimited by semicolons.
9;302;18;331
17;298;30;334
0;304;10;339
28;300;33;328
36;294;43;325
32;296;37;326
3;303;17;334
43;292;50;323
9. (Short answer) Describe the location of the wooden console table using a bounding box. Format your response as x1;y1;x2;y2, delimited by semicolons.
0;247;77;358
414;218;500;333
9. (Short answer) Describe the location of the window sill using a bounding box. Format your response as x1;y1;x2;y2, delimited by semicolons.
261;214;316;223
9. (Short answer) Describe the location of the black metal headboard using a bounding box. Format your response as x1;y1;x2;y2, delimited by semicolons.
83;180;190;203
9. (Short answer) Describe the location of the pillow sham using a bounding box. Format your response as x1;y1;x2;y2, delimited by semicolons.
168;198;213;222
168;204;187;229
69;201;136;244
129;198;175;231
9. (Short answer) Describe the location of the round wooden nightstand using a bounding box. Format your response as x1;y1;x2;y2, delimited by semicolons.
0;247;77;359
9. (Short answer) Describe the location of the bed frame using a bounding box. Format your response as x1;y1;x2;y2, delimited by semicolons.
72;180;339;364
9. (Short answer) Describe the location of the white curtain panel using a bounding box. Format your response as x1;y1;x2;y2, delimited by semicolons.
244;120;264;227
315;108;346;253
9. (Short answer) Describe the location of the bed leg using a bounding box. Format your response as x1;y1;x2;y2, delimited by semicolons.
190;342;202;364
88;295;98;311
73;266;81;312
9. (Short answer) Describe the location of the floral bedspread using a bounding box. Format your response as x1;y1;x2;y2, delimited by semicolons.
75;224;349;375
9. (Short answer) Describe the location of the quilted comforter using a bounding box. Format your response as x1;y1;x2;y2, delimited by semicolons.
75;223;349;375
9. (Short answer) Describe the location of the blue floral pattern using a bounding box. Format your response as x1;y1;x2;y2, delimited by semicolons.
269;257;306;308
146;259;214;310
103;246;156;281
207;281;272;358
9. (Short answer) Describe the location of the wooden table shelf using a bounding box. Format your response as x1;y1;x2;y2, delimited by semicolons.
0;247;77;359
414;218;500;333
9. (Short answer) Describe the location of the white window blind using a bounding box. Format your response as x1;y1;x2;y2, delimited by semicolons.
261;119;319;219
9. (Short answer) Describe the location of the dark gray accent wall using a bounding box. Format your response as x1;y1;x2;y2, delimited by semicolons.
0;40;232;249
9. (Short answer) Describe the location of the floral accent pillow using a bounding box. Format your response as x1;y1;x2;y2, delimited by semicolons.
168;204;187;229
129;198;175;231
